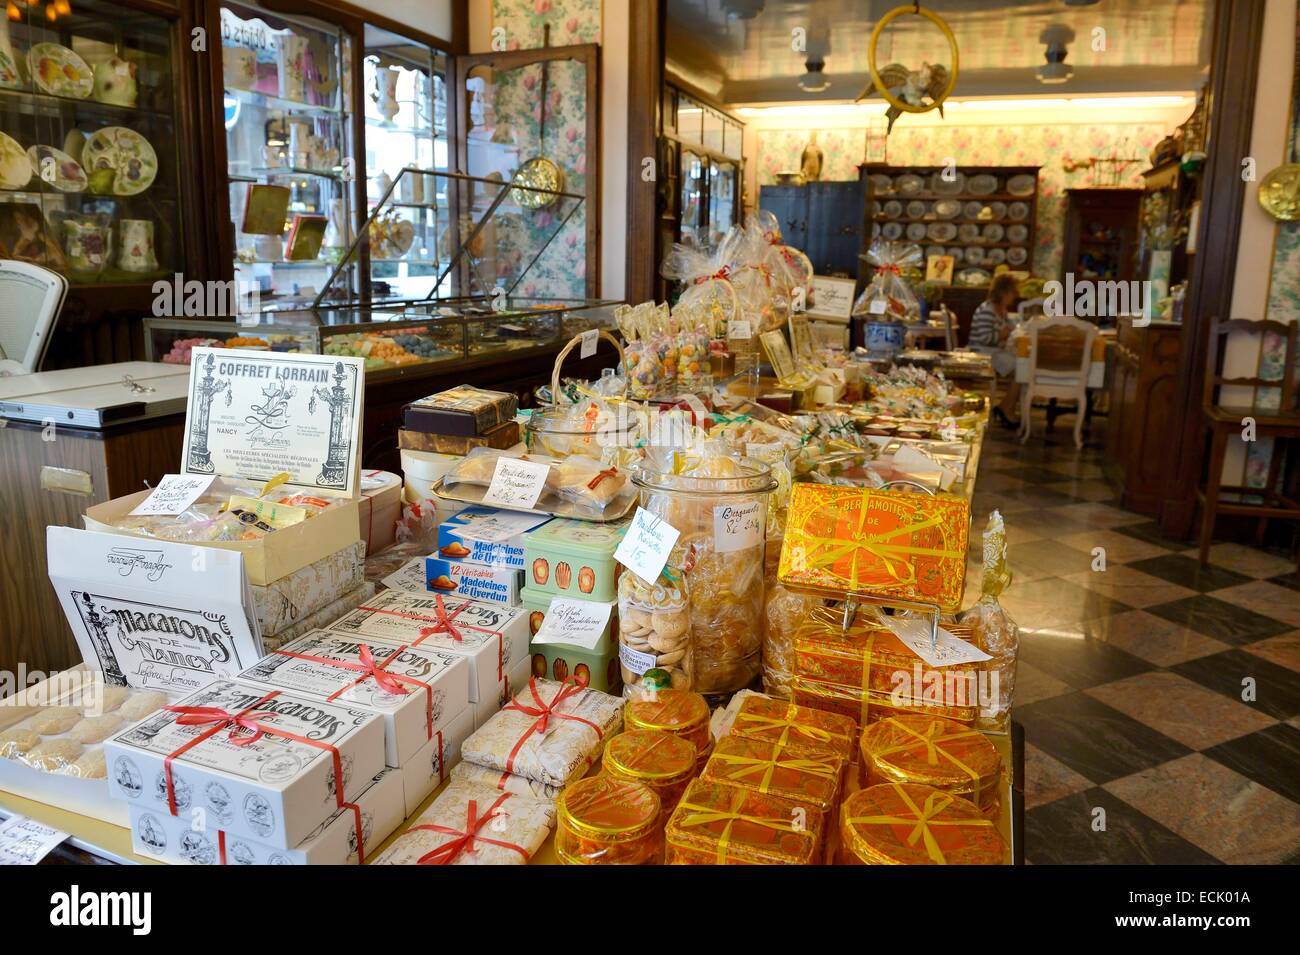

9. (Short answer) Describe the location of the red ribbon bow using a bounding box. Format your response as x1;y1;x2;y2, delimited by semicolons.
358;594;504;679
502;677;602;775
877;263;902;276
694;266;730;284
168;705;273;746
586;466;619;490
409;793;529;864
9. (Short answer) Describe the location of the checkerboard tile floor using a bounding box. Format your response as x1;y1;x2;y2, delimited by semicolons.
972;422;1300;864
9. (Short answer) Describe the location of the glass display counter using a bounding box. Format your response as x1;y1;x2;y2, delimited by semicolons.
143;167;620;381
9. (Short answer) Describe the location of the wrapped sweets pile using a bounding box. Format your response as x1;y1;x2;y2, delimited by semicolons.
661;238;740;362
723;218;790;334
623;688;714;772
625;446;774;694
839;782;1006;865
616;301;677;399
859;714;1003;817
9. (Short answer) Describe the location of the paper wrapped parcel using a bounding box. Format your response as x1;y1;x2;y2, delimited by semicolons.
459;677;624;788
375;778;554;865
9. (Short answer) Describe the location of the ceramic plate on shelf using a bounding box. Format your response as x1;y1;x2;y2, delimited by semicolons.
0;132;33;189
869;174;893;194
927;222;957;242
906;199;927;219
957;268;992;287
882;221;904;240
957;223;981;243
25;145;86;192
883;199;903;218
962;200;982;220
967;173;998;196
986;249;1006;265
868;200;880;216
1007;201;1030;221
1006;224;1029;243
965;247;985;264
82;126;157;195
1007;247;1028;266
933;199;961;220
28;43;93;99
871;222;882;239
925;245;945;259
946;246;964;262
896;173;924;195
988;201;1007;220
1007;174;1036;196
930;171;964;195
983;223;1005;242
905;222;927;241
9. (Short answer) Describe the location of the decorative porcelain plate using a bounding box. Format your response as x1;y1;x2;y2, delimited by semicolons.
883;199;903;218
905;199;927;219
25;144;86;192
933;199;961;220
1006;224;1029;243
882;221;904;240
1007;201;1030;221
926;222;957;242
983;223;1005;242
895;173;924;195
925;245;945;259
957;267;992;286
957;223;981;243
869;174;893;194
906;222;928;241
963;200;982;219
986;248;1006;265
967;173;998;196
1007;174;1037;196
1007;247;1028;266
964;247;985;264
0;131;33;189
946;246;964;262
28;43;93;99
988;201;1007;220
82;126;157;195
930;171;964;195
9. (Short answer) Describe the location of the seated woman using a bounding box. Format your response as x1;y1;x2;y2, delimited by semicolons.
967;272;1022;427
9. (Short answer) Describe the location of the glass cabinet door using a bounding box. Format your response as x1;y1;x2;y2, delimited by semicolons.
680;149;704;246
0;0;181;285
709;159;736;245
362;27;449;303
220;2;356;311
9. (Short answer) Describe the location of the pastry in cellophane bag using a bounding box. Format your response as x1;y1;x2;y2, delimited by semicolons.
852;238;924;322
616;301;667;399
761;538;823;699
959;510;1019;734
723;221;789;334
662;239;741;363
673;302;713;392
618;541;693;693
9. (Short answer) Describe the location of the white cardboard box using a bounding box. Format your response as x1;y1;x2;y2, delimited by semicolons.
400;707;475;817
103;679;385;850
474;654;531;729
130;768;403;865
235;631;469;768
326;589;529;705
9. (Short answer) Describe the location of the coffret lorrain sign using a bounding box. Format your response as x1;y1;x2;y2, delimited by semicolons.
181;348;364;496
47;528;262;693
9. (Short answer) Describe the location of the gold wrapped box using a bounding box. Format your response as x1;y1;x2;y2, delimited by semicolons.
839;782;1006;865
791;674;978;728
665;778;822;865
859;715;1001;816
729;695;857;765
779;485;969;612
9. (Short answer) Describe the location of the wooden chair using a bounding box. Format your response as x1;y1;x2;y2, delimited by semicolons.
1018;315;1097;449
1198;318;1300;567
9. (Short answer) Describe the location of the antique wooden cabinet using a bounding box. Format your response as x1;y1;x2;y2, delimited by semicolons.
1105;318;1184;515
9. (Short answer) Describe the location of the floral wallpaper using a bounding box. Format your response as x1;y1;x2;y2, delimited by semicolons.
486;0;600;299
756;123;1167;279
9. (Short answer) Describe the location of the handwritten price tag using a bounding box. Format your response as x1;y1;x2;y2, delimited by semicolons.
580;328;599;358
713;500;764;553
533;597;612;651
727;318;752;340
482;457;551;510
614;507;681;584
879;615;992;668
868;299;888;315
130;474;216;516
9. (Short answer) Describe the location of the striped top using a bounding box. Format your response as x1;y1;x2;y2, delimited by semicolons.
967;300;1004;348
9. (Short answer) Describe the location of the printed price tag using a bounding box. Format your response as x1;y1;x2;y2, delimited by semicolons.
614;506;681;584
727;318;752;340
0;816;68;866
482;457;551;510
456;509;549;544
879;615;992;668
381;557;429;594
130;474;216;516
533;597;612;651
713;500;764;553
868;299;888;315
619;642;657;676
580;328;599;359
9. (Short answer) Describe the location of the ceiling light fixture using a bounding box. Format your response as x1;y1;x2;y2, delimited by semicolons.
798;58;830;93
722;0;764;20
1037;25;1075;85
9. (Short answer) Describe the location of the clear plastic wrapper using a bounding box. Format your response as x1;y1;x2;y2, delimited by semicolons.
958;511;1019;734
723;223;788;334
851;238;924;321
761;539;823;699
673;302;713;392
555;775;662;865
441;448;634;519
618;541;693;693
661;241;741;341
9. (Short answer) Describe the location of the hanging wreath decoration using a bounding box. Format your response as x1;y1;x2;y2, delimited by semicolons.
855;3;960;134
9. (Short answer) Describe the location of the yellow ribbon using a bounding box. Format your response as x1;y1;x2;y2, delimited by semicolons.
802;510;957;590
676;791;803;864
733;710;845;751
869;718;989;804
709;751;839;795
846;784;994;865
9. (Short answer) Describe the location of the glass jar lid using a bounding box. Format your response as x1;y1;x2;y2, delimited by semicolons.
557;775;660;840
633;448;777;496
604;729;697;784
624;688;711;736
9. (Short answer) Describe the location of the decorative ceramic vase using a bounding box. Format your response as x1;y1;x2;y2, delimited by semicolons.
865;320;906;358
222;46;256;91
92;56;138;108
1148;249;1172;301
118;218;157;272
254;233;284;262
372;67;400;123
62;215;113;274
277;33;308;102
322;197;350;249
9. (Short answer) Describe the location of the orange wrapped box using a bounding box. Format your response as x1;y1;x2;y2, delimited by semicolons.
665;778;822;865
555;775;662;865
778;485;969;612
791;674;978;728
624;689;712;766
839;782;1006;865
701;736;842;858
602;729;697;824
860;715;1002;815
729;695;857;765
793;608;984;716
